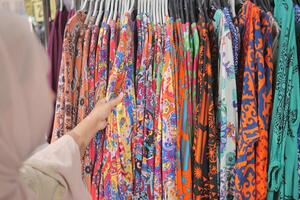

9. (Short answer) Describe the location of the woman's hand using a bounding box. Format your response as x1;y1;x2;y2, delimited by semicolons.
69;93;123;156
90;94;123;130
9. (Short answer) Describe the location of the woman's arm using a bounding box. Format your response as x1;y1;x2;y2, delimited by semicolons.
68;94;123;156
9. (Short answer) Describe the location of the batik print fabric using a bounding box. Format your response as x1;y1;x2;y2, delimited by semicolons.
213;9;238;200
192;17;218;200
51;11;86;142
295;4;300;197
160;16;177;199
153;22;163;200
87;24;100;199
268;0;300;199
175;17;188;199
235;2;274;199
177;20;193;199
140;18;156;199
76;17;96;193
105;12;136;199
191;22;200;141
133;13;148;197
256;10;274;200
93;16;110;199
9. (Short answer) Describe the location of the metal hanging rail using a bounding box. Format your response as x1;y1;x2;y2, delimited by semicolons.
42;0;50;48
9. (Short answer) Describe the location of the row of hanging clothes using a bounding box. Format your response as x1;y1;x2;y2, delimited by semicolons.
47;0;76;96
49;0;300;199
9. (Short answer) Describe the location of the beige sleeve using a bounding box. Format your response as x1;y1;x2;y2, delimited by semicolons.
19;135;91;200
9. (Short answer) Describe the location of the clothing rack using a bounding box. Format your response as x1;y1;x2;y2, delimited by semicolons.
47;0;300;199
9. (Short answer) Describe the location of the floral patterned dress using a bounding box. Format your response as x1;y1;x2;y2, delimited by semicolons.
213;9;238;200
105;12;136;199
51;11;86;142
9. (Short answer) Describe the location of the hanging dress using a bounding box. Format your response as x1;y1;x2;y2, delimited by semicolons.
213;9;238;200
104;12;136;199
51;11;86;142
235;2;274;199
94;14;110;199
192;15;218;200
141;18;155;199
267;0;300;199
133;12;147;196
160;16;177;199
87;22;100;199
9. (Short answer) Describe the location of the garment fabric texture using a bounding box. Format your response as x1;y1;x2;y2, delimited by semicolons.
295;4;300;197
52;11;86;142
213;9;238;200
235;2;274;199
191;16;218;199
104;12;136;199
267;0;300;199
47;7;75;143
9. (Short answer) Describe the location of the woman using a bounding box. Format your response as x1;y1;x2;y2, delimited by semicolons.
0;11;122;199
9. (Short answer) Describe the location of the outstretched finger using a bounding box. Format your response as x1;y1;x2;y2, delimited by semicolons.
108;93;123;108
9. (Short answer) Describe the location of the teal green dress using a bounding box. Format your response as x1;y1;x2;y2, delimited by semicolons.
267;0;300;199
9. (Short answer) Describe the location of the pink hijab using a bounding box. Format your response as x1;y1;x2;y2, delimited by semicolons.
0;11;53;199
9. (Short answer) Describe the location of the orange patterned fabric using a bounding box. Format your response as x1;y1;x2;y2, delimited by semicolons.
51;11;86;142
191;18;218;200
235;2;274;199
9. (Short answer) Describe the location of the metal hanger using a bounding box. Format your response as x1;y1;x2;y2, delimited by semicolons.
71;0;75;10
103;0;110;22
147;0;151;15
93;0;101;16
138;0;141;14
184;0;190;23
149;0;152;20
143;0;146;15
196;0;203;20
266;0;273;11
198;0;209;22
85;0;95;24
144;0;146;15
160;0;163;23
178;0;183;21
157;0;161;23
118;0;122;15
129;0;135;14
107;0;114;22
120;0;124;14
153;0;156;24
60;0;63;11
165;0;168;17
81;0;90;11
95;0;105;25
124;0;128;12
188;0;196;23
113;0;119;21
175;0;180;20
168;0;175;19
